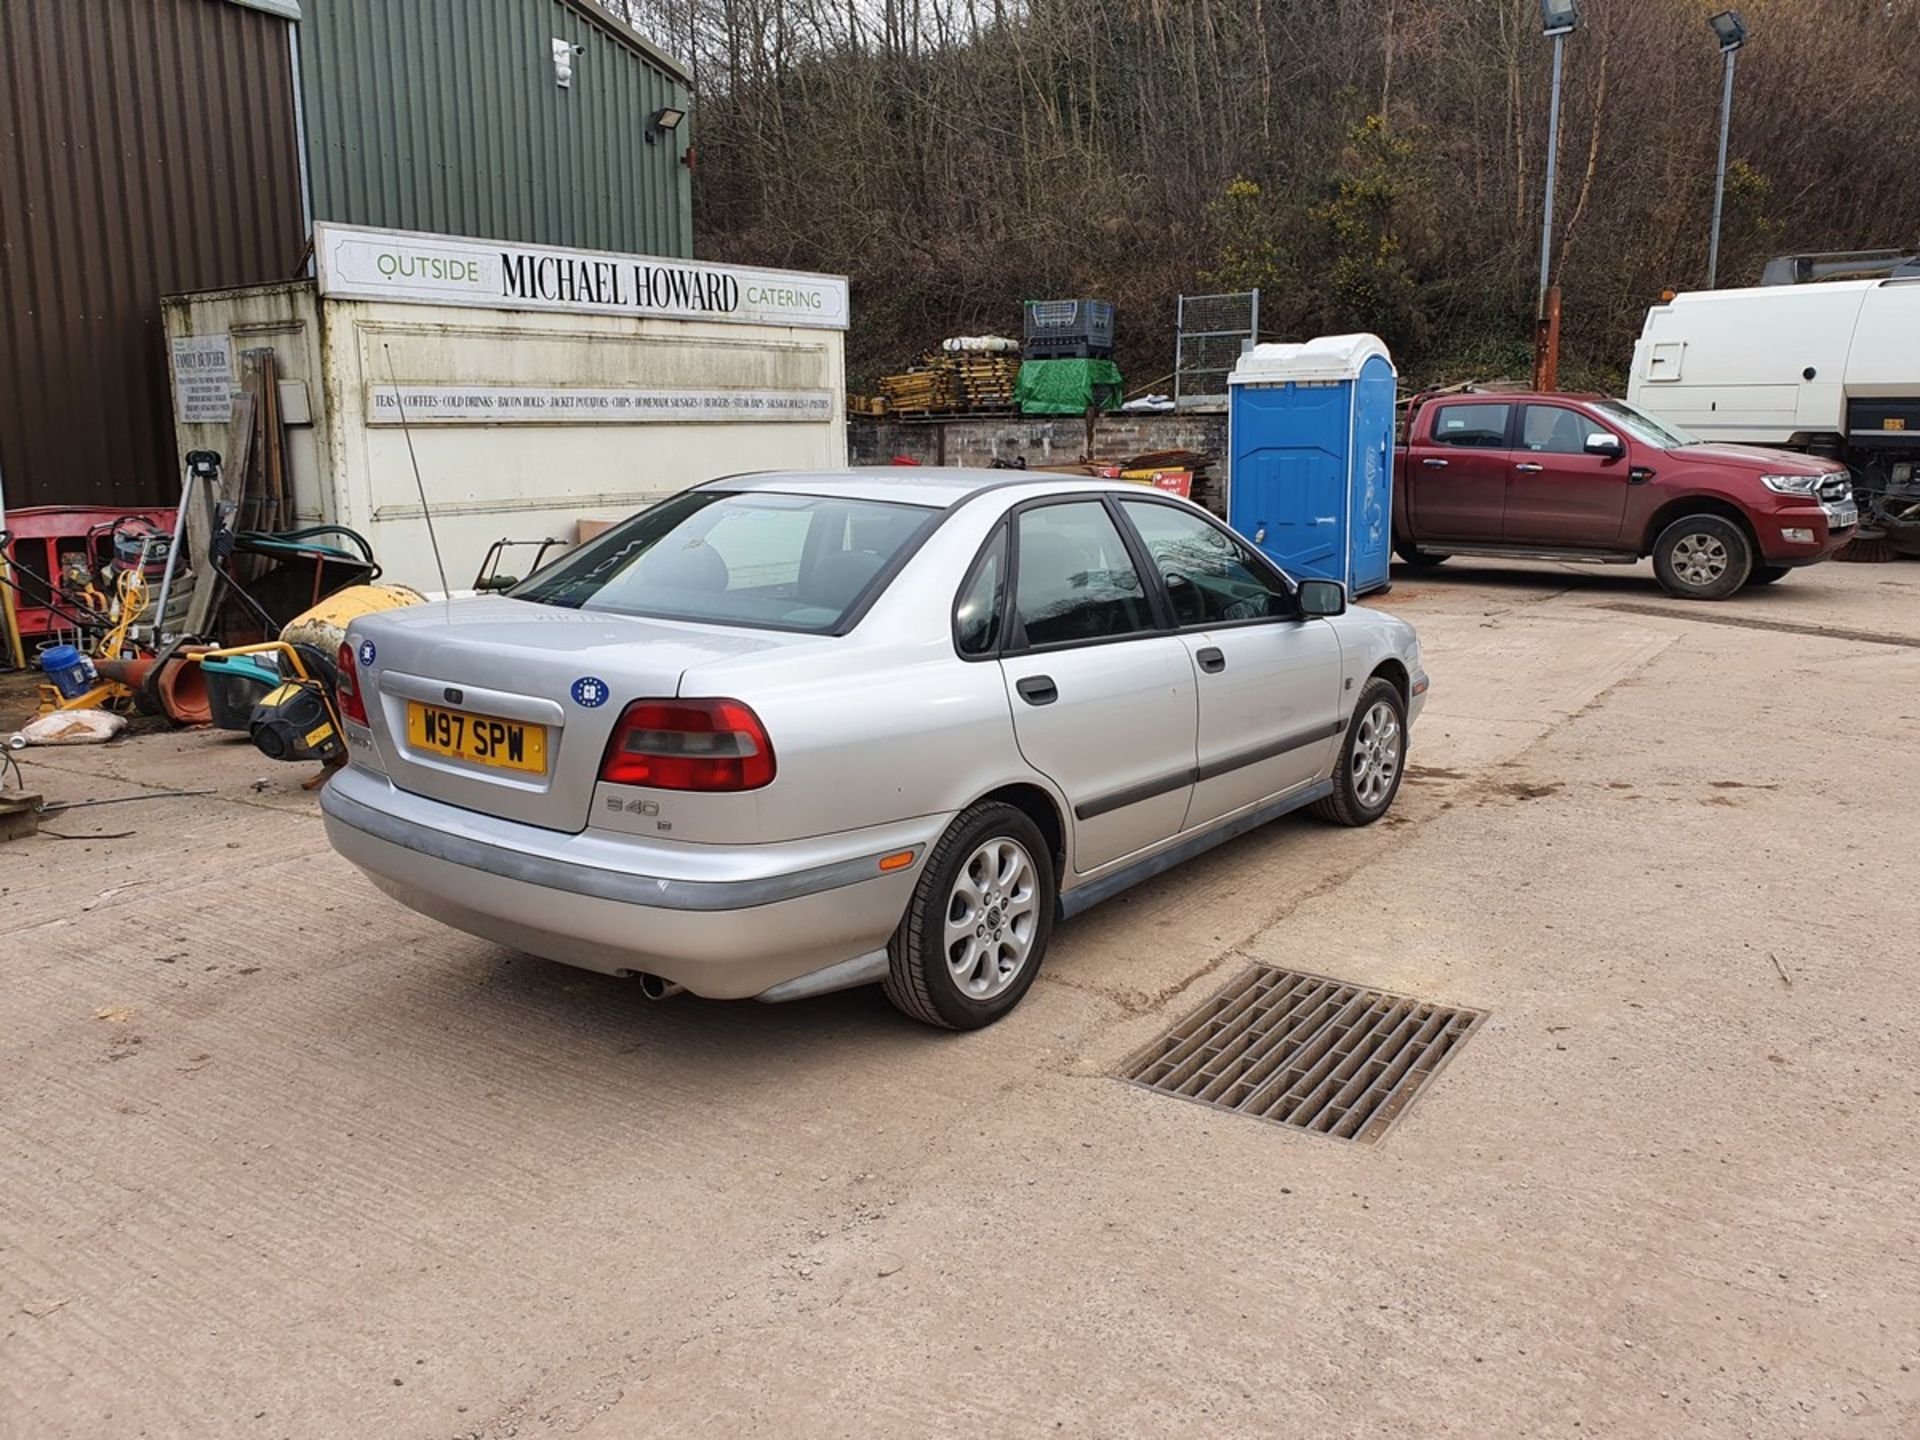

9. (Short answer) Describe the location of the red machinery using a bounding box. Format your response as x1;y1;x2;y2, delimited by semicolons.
2;505;177;642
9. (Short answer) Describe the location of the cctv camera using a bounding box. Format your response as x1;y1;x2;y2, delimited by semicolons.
572;43;585;54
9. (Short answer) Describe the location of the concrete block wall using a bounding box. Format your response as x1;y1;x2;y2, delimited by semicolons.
850;413;1229;503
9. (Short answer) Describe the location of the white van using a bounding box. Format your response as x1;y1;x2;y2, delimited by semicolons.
1627;279;1920;492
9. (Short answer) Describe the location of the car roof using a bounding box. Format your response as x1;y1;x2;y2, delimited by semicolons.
703;467;1158;510
1426;390;1609;404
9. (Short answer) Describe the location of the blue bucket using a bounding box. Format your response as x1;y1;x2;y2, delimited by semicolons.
39;644;97;701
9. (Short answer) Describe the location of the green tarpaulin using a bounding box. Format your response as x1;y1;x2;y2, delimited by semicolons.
1015;358;1124;416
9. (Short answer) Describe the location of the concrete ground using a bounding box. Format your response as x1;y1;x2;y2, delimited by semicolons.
3;556;1917;1439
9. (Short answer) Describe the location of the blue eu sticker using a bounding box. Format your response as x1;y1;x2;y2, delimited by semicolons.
357;639;377;667
571;676;609;708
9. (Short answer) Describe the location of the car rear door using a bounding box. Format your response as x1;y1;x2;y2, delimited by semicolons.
1408;400;1513;542
1115;497;1343;831
994;498;1199;875
1503;402;1632;547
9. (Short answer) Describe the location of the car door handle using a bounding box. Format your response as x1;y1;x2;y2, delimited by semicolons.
1195;646;1226;673
1514;462;1545;473
1015;675;1057;706
1422;457;1449;469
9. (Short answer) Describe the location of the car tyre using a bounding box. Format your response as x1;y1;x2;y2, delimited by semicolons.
1394;539;1449;567
883;801;1056;1030
1312;677;1407;827
1747;564;1791;586
1652;515;1752;600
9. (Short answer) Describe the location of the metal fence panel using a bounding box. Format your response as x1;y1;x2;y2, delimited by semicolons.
1174;290;1260;412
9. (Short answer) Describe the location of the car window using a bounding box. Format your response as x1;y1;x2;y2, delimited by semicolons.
1118;500;1288;626
1520;405;1592;455
1429;403;1511;449
1013;502;1155;648
954;526;1007;656
512;490;937;633
698;505;811;587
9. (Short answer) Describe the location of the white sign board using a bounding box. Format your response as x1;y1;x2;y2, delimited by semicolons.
316;223;849;331
366;384;834;425
170;334;235;423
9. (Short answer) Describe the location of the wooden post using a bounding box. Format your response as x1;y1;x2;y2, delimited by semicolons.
1532;285;1562;393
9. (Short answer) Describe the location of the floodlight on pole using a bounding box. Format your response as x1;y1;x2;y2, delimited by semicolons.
1706;11;1748;287
1540;0;1580;37
1536;0;1580;308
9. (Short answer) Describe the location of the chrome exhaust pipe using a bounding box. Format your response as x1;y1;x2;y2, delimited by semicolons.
635;973;684;1001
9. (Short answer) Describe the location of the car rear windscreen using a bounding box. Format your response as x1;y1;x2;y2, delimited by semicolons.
512;490;940;633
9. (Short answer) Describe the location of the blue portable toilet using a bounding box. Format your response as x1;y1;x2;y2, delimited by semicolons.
1226;333;1396;597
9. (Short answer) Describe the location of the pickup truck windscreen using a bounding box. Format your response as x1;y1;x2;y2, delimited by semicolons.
1591;399;1697;449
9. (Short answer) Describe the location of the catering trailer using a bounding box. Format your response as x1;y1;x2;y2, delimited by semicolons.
163;224;849;593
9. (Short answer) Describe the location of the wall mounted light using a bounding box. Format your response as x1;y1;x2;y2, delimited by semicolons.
646;106;686;145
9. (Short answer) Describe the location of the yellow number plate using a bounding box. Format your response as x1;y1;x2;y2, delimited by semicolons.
406;702;547;773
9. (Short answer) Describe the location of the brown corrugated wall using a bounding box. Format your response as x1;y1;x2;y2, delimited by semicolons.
0;0;305;510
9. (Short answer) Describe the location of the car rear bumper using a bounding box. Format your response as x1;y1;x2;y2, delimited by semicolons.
321;767;941;1000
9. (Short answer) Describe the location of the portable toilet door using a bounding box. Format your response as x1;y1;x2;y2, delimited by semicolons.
1226;333;1397;597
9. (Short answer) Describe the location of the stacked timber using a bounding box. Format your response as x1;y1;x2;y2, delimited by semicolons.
877;361;961;417
952;353;1021;411
877;343;1022;418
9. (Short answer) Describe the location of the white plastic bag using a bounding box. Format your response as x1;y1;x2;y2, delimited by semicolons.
13;709;128;746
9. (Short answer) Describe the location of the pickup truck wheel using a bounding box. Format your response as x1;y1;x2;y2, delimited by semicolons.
1312;678;1406;827
1747;564;1791;586
1652;515;1752;600
1394;541;1449;567
883;801;1055;1030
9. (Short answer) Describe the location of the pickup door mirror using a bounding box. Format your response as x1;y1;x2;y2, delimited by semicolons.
1296;578;1347;617
1585;431;1626;459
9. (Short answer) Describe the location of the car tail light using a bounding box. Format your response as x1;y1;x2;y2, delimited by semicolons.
598;698;776;791
336;641;369;725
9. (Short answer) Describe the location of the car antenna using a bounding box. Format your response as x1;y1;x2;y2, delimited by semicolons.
382;342;453;612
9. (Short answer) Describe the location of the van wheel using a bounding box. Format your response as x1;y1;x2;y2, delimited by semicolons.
1395;541;1449;567
1747;565;1790;586
883;802;1056;1030
1312;678;1406;827
1652;515;1752;600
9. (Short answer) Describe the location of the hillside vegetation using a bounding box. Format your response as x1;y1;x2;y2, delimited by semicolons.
617;0;1919;392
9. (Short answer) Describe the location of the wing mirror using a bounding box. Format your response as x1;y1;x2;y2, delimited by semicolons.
1585;431;1626;459
1296;578;1347;617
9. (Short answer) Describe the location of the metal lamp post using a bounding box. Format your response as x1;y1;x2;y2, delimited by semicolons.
1706;10;1749;288
1536;0;1580;307
1533;0;1580;390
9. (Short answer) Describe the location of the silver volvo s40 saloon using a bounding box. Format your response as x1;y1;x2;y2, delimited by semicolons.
322;469;1428;1028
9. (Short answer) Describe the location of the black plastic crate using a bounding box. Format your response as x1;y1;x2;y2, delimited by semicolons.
1023;299;1115;350
1024;338;1114;361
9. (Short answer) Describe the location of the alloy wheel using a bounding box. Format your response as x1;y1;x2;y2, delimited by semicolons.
1351;700;1402;809
1670;533;1730;588
944;837;1040;1000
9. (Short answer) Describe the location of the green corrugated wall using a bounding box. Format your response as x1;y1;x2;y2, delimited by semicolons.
299;0;692;258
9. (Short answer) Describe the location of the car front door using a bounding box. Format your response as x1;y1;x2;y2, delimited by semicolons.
1504;403;1633;547
1409;401;1513;542
1116;497;1344;831
995;499;1199;874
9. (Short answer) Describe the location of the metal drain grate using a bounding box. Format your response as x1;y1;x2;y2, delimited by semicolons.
1122;966;1484;1143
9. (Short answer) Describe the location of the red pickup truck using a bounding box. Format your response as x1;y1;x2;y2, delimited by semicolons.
1392;391;1858;598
